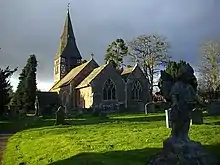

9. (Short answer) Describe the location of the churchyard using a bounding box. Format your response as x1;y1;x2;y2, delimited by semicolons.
1;112;220;165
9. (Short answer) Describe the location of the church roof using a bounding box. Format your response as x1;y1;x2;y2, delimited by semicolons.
50;59;94;90
55;9;82;60
76;64;108;89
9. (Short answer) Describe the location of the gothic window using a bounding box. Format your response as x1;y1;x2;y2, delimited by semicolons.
77;59;81;64
132;80;142;100
61;58;66;63
61;64;66;74
103;79;116;100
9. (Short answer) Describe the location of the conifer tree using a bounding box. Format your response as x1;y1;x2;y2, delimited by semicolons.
158;60;198;92
12;55;38;113
23;55;37;111
12;67;26;110
0;67;17;116
105;38;128;70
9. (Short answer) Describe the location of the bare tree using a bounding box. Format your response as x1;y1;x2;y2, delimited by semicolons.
128;34;171;98
198;40;220;99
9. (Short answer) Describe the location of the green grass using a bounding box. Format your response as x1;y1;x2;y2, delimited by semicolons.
2;113;220;165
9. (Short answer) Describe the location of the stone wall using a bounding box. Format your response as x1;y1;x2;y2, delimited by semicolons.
78;86;93;108
92;64;125;109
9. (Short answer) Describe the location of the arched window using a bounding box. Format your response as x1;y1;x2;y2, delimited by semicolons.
103;79;116;100
132;80;142;100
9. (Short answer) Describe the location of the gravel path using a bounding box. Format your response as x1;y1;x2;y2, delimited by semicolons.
0;133;12;165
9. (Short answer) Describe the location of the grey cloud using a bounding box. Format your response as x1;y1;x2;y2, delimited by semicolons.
0;0;220;84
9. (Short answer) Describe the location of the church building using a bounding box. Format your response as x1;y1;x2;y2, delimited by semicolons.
37;9;150;113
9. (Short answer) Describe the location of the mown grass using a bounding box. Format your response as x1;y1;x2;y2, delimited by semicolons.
1;113;220;165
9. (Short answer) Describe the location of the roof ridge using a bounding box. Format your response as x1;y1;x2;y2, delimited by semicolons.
76;63;108;89
50;59;93;90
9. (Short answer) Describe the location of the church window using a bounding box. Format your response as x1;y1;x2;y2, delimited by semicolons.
77;59;81;64
132;80;142;100
61;64;66;74
103;79;116;100
61;58;65;63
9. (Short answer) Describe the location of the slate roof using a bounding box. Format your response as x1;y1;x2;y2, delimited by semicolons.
76;64;108;89
55;10;82;60
50;59;94;90
36;92;61;107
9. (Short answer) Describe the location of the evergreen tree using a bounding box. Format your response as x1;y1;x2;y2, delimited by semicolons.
0;67;17;116
105;38;128;70
12;55;38;112
164;60;187;81
158;60;198;93
23;55;37;111
11;67;26;110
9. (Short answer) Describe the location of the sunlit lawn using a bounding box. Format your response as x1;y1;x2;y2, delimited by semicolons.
2;113;220;165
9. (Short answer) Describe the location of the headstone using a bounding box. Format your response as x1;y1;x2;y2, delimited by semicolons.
191;108;203;125
165;108;172;128
145;102;155;114
55;106;66;125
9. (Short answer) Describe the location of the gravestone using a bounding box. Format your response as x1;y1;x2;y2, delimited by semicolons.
145;102;155;114
165;108;172;128
191;108;203;124
55;106;66;125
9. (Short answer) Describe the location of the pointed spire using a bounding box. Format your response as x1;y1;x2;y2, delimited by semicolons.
55;4;82;60
62;3;75;41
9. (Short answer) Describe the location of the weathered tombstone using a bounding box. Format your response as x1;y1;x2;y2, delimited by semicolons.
165;108;172;128
54;106;66;125
191;108;203;125
145;102;155;114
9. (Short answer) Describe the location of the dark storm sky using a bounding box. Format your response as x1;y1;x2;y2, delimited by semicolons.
0;0;220;90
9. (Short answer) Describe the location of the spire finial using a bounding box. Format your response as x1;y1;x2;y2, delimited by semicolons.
91;53;94;59
67;3;70;12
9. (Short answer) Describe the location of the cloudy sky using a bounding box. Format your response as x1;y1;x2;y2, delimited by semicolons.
0;0;220;91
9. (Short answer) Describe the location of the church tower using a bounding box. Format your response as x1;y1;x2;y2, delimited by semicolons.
54;6;82;84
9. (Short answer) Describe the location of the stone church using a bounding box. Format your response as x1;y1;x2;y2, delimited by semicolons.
36;9;150;113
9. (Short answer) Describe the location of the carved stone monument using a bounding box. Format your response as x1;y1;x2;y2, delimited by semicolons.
148;64;217;165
